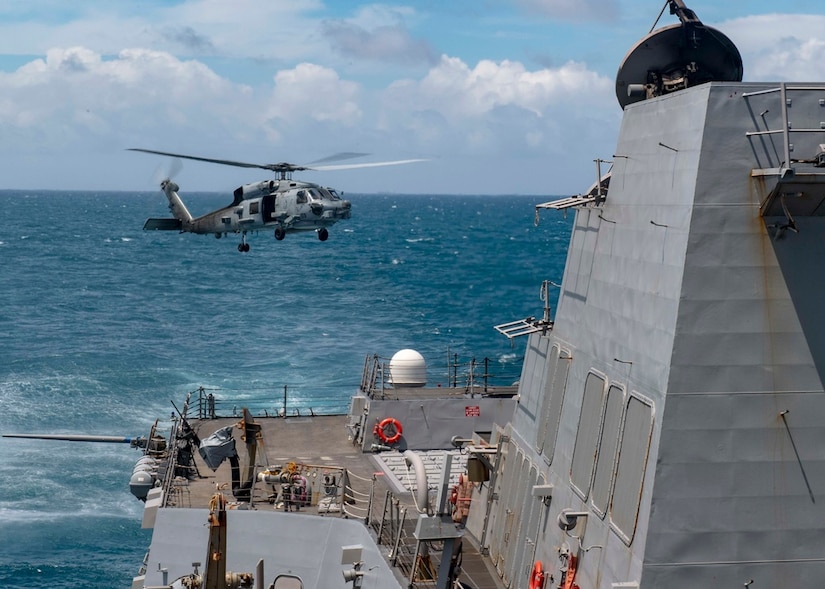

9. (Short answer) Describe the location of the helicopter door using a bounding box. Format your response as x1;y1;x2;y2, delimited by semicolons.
262;194;277;221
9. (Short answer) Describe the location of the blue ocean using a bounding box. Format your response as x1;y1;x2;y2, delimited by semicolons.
0;189;571;588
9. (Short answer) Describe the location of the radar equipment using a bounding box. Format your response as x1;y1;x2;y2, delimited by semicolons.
615;0;743;108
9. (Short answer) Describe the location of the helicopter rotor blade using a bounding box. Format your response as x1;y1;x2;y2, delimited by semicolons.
305;152;370;165
309;158;428;171
129;148;275;171
129;148;427;175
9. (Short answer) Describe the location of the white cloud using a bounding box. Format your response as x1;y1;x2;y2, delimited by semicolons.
267;63;362;125
321;4;436;65
721;14;825;82
379;55;614;162
0;42;618;194
388;56;610;117
0;47;251;153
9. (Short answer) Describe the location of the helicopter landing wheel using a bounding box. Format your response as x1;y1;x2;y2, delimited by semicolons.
274;227;286;241
238;242;250;252
317;227;329;242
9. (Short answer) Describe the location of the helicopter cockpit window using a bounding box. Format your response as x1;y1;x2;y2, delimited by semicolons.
296;190;307;204
319;187;340;201
307;188;321;201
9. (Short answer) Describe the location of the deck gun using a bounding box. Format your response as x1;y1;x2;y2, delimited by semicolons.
2;425;169;501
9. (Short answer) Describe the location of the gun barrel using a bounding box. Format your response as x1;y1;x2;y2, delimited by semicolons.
2;433;138;444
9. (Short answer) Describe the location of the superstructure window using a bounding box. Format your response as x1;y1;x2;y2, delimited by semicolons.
518;334;548;402
570;372;606;499
538;348;570;463
610;394;653;544
591;384;624;516
535;345;560;451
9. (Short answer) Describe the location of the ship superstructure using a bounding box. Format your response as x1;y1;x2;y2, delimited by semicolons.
468;2;825;587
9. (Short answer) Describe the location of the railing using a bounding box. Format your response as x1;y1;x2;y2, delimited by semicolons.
361;352;522;398
744;83;825;174
191;385;350;419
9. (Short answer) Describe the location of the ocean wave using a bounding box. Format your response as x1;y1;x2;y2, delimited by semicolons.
0;191;572;581
0;502;141;524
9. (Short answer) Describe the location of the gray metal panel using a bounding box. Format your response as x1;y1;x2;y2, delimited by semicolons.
592;384;625;516
535;344;560;451
509;464;539;589
610;394;653;544
142;508;404;589
516;334;550;426
363;397;516;451
646;391;825;563
541;350;570;463
503;452;531;586
570;371;607;499
488;438;517;566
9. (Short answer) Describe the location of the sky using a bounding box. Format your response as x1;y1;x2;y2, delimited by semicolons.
0;0;822;196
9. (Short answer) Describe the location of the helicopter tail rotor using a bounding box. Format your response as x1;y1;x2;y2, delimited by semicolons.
143;179;190;231
160;179;192;223
152;157;183;186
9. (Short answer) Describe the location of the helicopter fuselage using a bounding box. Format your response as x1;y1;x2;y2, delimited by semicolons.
132;147;423;251
145;179;351;247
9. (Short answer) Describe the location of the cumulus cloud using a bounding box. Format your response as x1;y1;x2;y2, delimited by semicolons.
721;14;825;82
160;25;216;53
0;41;616;193
267;63;361;125
386;55;612;119
321;4;435;66
377;55;616;168
323;21;437;65
0;47;251;151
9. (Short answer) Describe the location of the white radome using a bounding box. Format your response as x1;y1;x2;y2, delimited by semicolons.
389;349;427;387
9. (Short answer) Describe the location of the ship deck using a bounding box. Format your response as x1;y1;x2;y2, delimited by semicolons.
181;415;374;508
165;414;504;589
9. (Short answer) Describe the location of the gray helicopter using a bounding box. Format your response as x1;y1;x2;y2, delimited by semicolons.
130;148;424;252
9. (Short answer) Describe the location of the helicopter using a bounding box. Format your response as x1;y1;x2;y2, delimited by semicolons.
130;148;425;252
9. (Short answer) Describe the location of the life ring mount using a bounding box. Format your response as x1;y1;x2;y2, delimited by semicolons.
374;417;403;444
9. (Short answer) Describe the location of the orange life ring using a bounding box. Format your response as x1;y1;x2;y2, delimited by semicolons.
529;560;544;589
375;417;403;444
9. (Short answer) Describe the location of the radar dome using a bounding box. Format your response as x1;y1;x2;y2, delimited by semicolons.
389;349;427;387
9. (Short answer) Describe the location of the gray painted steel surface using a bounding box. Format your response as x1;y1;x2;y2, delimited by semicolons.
469;82;825;588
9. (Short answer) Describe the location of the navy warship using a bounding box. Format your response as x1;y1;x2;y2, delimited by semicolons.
6;1;825;587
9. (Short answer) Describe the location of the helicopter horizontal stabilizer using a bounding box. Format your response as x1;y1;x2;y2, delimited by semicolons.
144;218;183;231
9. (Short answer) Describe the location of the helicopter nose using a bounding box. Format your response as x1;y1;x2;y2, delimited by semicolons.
339;200;352;219
319;200;351;219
